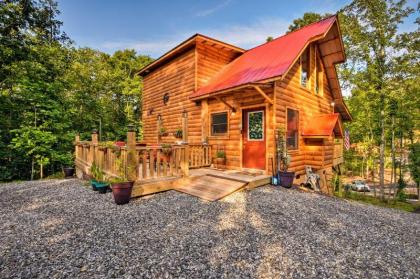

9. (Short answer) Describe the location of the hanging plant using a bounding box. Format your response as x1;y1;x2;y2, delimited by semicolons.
173;128;183;139
159;127;168;137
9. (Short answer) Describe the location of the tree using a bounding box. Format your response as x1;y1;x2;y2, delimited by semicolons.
339;0;414;200
408;143;420;199
287;12;332;33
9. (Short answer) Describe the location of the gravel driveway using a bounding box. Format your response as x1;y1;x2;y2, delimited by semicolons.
1;179;419;278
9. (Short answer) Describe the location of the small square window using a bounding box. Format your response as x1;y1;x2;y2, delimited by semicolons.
211;112;228;136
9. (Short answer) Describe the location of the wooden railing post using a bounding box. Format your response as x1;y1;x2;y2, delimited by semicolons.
182;111;188;143
181;145;189;177
75;134;80;161
126;124;137;181
90;129;98;167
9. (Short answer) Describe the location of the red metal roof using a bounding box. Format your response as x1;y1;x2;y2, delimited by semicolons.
302;114;341;137
191;16;337;98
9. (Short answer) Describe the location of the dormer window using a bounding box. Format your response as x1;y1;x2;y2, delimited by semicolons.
300;48;310;88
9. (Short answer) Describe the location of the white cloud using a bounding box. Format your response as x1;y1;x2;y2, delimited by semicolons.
195;0;233;17
101;17;290;58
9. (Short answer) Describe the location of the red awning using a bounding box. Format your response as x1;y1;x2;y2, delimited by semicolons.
302;114;342;138
191;16;337;98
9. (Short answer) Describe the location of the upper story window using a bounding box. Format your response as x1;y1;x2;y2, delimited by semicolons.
315;54;323;95
211;112;228;136
300;48;310;88
287;108;299;150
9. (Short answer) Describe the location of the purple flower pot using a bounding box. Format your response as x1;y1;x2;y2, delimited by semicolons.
278;171;295;188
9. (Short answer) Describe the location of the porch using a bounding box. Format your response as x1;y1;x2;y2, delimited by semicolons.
74;128;270;201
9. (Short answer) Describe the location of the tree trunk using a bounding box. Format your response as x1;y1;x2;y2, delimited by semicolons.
391;115;396;199
31;159;34;181
379;109;385;200
40;163;43;179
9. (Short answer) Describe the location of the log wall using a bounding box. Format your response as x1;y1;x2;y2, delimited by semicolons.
275;43;337;176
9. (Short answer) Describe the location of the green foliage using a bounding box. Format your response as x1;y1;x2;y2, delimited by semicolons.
335;189;419;212
0;0;153;181
408;143;420;186
216;150;226;159
276;128;291;171
287;12;332;33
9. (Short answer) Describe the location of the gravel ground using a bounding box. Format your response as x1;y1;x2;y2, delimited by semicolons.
0;179;419;279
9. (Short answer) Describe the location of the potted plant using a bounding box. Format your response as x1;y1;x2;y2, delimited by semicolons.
90;164;110;193
109;157;134;205
62;153;75;178
158;127;168;137
276;129;294;188
215;150;226;169
161;143;172;162
173;128;183;139
89;163;99;191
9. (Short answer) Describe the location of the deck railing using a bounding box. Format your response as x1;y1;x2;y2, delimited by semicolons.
74;129;211;182
189;144;211;168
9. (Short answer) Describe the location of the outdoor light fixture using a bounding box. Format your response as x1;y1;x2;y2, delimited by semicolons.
331;101;335;113
182;111;188;118
157;114;162;121
231;108;236;116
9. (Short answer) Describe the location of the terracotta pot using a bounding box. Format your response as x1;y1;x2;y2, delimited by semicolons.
63;167;75;178
111;181;134;205
215;158;226;169
278;171;295;188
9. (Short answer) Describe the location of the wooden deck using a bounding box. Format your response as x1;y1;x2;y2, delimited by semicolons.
175;175;247;201
131;167;271;201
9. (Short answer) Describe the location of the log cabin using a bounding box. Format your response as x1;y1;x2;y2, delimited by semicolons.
136;15;351;192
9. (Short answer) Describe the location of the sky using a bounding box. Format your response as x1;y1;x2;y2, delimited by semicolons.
57;0;419;58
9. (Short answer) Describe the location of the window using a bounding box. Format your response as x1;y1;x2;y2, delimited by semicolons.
211;112;228;136
300;48;310;88
248;111;264;141
315;53;323;95
287;108;299;150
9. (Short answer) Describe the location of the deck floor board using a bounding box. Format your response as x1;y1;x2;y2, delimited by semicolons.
175;174;246;201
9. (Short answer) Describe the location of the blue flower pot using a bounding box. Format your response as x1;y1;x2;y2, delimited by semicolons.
90;179;98;191
95;181;110;194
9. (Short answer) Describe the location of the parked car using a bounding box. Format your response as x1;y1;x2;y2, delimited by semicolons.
350;180;371;192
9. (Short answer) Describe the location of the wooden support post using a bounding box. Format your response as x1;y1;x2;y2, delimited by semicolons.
201;99;209;143
182;111;188;143
90;129;98;166
181;145;190;177
157;117;161;144
126;125;137;181
75;134;80;161
253;85;273;105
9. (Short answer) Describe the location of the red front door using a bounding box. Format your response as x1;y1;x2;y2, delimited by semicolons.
242;108;266;170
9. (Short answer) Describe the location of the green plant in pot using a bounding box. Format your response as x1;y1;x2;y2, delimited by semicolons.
61;153;75;178
173;128;183;139
215;150;226;169
89;163;99;191
109;156;135;205
276;128;294;188
90;164;109;193
158;127;168;137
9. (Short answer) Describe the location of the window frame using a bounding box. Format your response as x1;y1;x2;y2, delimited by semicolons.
300;47;310;88
210;111;229;137
286;107;299;151
315;48;324;96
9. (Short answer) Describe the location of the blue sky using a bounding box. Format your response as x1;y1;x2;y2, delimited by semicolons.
57;0;418;58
